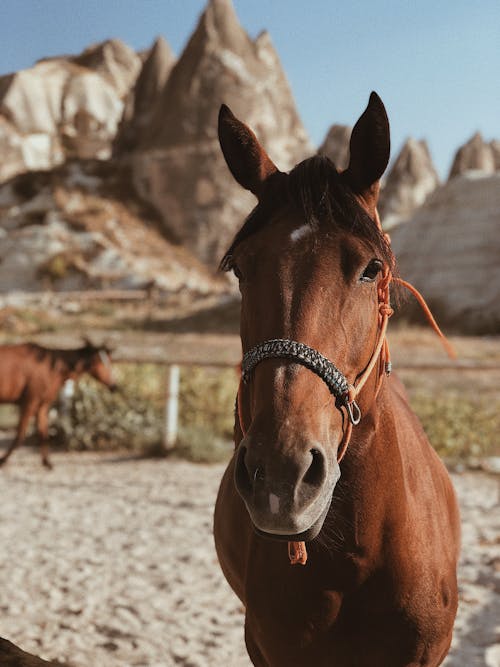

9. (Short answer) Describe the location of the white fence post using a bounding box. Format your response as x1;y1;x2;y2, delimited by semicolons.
164;364;180;450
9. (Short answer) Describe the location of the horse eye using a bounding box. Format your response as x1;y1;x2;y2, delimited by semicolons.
360;259;383;282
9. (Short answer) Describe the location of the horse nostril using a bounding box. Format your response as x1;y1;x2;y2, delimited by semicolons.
302;448;326;487
235;445;252;496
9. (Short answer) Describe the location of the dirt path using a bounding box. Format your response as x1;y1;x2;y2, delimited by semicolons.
0;450;498;667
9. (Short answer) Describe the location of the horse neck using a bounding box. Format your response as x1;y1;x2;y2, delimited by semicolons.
313;380;404;564
337;377;404;503
54;348;88;380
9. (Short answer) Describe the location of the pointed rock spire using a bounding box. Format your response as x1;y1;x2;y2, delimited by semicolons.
448;132;496;179
132;0;311;264
318;125;352;171
378;138;439;228
115;36;176;152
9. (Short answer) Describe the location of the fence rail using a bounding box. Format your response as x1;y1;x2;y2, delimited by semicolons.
10;331;500;450
27;330;500;370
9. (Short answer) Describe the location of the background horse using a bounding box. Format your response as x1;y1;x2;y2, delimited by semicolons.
0;341;116;468
214;93;460;666
0;637;70;666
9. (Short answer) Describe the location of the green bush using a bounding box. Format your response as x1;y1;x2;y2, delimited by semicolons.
179;366;237;440
50;378;163;451
409;391;500;461
49;364;238;461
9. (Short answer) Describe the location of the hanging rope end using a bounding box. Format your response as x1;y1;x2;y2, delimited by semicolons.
288;541;308;565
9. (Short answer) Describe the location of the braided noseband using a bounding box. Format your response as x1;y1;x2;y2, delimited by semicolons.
241;338;361;425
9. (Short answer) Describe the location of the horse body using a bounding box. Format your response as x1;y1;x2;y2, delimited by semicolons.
216;377;459;666
214;93;459;666
0;343;116;468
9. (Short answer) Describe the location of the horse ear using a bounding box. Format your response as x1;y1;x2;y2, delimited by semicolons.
81;335;93;349
218;104;278;198
344;92;390;212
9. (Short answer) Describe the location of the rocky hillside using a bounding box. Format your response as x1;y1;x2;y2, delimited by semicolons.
0;160;221;294
0;0;312;291
391;173;500;333
0;0;499;335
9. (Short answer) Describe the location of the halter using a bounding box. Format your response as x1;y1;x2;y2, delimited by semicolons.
242;339;360;425
235;215;455;566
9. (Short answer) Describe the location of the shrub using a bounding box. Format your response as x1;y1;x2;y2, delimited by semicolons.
49;378;163;451
409;391;500;461
49;364;238;461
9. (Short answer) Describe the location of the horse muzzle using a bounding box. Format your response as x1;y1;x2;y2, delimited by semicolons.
234;436;339;540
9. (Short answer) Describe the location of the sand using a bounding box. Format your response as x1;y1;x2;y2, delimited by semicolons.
0;449;498;667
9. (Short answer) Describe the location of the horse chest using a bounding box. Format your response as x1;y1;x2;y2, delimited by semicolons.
243;552;454;667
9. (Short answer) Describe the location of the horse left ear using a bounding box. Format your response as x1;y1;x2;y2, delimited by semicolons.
218;104;279;198
344;92;390;214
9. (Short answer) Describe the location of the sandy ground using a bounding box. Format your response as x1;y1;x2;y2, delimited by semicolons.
0;449;498;667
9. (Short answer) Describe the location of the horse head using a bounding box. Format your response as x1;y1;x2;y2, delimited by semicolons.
219;93;394;541
80;338;117;392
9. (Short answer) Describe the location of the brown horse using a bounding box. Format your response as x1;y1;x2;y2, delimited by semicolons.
214;93;460;666
0;342;116;468
0;637;70;666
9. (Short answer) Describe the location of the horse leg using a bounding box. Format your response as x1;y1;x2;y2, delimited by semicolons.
245;620;269;667
0;401;36;466
37;404;52;469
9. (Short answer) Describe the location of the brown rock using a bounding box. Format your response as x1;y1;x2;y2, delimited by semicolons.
379;138;439;229
132;0;311;265
390;173;500;333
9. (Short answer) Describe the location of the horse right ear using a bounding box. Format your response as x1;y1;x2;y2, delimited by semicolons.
344;92;390;214
218;104;279;198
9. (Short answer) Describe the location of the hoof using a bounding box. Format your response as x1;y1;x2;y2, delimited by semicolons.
0;456;8;467
42;459;53;470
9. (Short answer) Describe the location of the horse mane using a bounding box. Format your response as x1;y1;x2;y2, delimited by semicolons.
27;342;99;372
220;155;396;273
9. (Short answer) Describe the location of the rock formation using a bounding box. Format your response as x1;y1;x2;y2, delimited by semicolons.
317;124;351;171
448;132;496;179
115;37;176;153
130;0;312;265
70;38;141;98
378;138;439;229
390;173;500;333
0;161;221;295
491;139;500;170
0;40;141;182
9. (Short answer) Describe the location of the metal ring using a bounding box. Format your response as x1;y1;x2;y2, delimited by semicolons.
346;399;362;426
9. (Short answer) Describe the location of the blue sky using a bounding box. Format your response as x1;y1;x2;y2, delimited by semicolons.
0;0;498;178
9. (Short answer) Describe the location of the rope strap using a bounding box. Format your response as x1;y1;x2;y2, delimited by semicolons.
242;339;349;399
